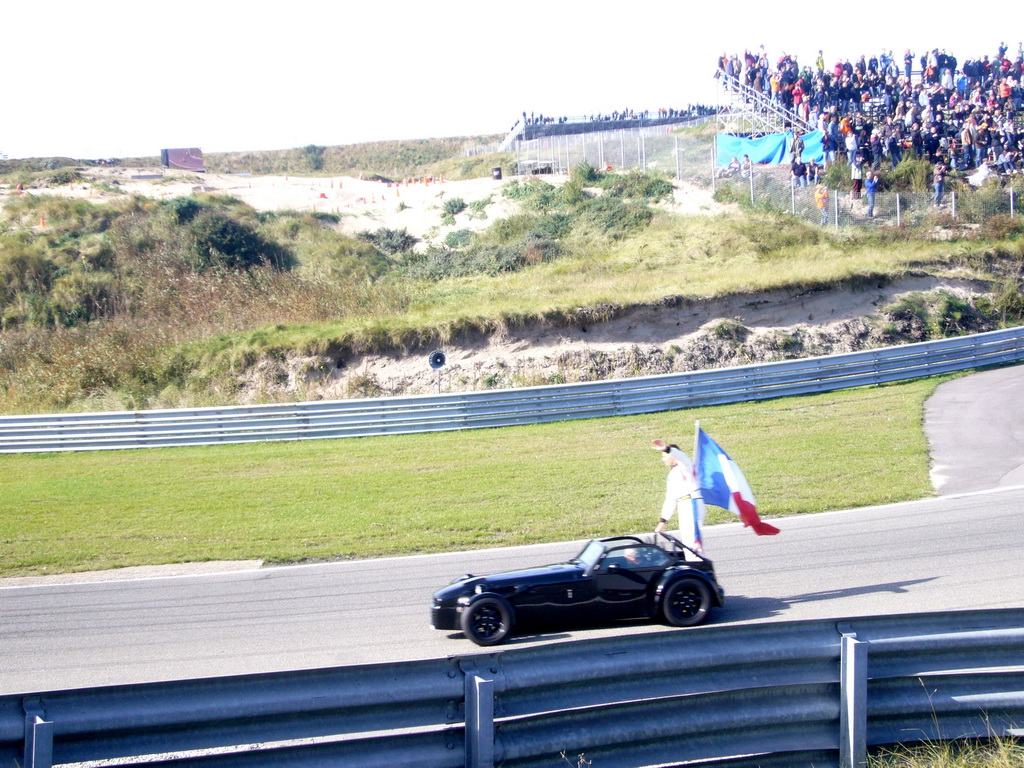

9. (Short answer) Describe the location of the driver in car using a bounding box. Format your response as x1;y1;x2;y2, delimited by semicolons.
622;547;658;567
623;547;643;566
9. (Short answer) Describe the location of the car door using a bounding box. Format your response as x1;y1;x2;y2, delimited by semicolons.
593;545;672;619
507;564;600;626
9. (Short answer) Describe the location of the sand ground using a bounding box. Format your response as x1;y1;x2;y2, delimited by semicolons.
1;165;723;246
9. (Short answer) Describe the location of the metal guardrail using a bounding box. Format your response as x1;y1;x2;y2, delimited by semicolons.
2;329;1024;454
2;608;1022;768
2;327;1024;453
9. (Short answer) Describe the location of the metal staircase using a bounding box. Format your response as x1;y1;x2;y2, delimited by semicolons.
499;119;524;152
716;71;814;136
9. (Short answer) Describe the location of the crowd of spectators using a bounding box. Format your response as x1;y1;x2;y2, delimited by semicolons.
716;42;1024;181
517;104;719;129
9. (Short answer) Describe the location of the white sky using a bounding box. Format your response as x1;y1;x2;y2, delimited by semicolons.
2;1;1015;160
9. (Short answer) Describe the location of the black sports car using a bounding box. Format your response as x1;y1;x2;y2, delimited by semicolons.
431;533;725;645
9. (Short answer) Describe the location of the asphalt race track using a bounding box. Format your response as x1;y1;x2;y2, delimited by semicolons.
2;367;1023;695
925;363;1024;494
3;486;1022;695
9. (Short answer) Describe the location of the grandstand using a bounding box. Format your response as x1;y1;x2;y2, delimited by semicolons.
499;107;718;152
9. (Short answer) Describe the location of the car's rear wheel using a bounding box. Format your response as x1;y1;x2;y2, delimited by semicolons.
662;577;712;627
460;596;513;646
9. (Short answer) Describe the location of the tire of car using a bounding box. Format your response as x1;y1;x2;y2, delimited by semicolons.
661;577;712;627
460;596;514;646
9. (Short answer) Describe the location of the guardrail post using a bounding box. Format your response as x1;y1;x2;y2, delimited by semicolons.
23;698;54;768
839;632;867;768
461;661;495;768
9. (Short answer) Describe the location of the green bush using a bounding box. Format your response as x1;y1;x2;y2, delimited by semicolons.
467;196;493;220
166;197;204;224
732;215;822;254
445;229;473;248
0;243;56;305
49;270;116;326
404;234;561;280
880;294;930;341
577;195;653;238
982;214;1024;240
934;291;987;336
485;213;541;244
501;179;538;200
480;212;572;247
189;212;291;271
49;169;81;186
822;160;851;190
528;213;573;240
600;170;674;202
560;179;586;206
357;227;418;256
710;318;749;342
993;278;1024;324
503;179;561;211
712;185;746;205
570;162;600;185
442;197;467;216
888;155;933;193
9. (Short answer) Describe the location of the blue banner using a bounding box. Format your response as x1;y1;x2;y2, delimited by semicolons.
797;130;824;164
716;130;824;166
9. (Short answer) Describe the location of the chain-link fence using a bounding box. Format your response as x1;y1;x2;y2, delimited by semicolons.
513;121;716;182
514;122;1024;230
715;165;1024;229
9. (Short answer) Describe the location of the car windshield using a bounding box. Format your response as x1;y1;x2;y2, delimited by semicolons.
574;540;606;569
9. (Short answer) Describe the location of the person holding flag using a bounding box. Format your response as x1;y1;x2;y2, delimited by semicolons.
652;439;706;554
652;424;780;550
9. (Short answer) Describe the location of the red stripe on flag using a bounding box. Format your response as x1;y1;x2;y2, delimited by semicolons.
733;492;780;536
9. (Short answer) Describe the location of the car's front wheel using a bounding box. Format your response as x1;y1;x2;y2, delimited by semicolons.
661;577;712;627
460;596;513;646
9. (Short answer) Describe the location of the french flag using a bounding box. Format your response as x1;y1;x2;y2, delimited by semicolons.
696;428;780;536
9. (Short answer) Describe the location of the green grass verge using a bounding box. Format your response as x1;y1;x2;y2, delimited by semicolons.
0;378;938;578
870;736;1024;768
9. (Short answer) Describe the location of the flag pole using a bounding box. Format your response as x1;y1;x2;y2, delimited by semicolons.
693;419;701;474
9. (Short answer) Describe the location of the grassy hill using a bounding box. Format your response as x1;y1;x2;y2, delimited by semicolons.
1;133;1023;415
